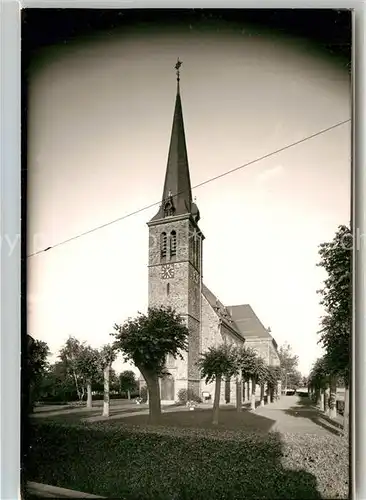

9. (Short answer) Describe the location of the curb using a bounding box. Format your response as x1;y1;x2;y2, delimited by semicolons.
27;482;106;498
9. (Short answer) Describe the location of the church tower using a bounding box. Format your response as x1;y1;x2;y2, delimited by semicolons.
147;60;204;401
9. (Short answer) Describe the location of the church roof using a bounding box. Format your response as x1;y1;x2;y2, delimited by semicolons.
201;284;243;339
226;305;273;340
150;63;196;222
151;59;200;222
202;284;275;345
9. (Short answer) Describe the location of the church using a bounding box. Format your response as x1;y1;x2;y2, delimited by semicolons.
140;61;280;404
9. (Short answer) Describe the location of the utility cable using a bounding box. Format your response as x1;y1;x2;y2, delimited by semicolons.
27;118;350;258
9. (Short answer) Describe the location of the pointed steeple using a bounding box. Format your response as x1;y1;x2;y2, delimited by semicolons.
151;59;199;223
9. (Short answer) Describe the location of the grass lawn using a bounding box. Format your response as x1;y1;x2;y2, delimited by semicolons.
101;407;276;432
32;406;148;424
26;406;349;499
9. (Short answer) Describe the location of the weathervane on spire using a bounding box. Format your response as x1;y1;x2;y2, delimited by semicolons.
175;58;182;81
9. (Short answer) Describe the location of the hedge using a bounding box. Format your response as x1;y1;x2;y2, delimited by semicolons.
26;421;348;499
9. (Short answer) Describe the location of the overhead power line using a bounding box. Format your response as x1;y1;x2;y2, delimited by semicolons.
27;118;350;258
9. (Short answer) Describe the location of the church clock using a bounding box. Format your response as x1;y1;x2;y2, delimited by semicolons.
161;264;175;279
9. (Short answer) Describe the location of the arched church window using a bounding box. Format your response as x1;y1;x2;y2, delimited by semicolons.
170;230;177;257
161;232;167;260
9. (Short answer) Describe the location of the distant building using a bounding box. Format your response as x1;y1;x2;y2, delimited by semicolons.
141;65;280;404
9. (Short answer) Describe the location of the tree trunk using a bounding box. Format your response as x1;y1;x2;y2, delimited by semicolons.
72;370;81;401
250;379;256;410
29;382;35;413
127;390;131;400
315;388;321;407
324;386;330;415
319;390;325;412
236;378;242;412
343;386;349;433
243;381;248;402
260;384;265;406
270;387;274;403
102;365;110;417
329;376;337;419
144;373;161;424
86;381;92;408
212;375;222;425
277;380;282;400
248;379;252;403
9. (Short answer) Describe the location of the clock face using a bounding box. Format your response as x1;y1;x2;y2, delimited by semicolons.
161;264;175;279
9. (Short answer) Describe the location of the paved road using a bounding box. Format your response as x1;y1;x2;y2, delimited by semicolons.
254;395;343;435
34;396;344;436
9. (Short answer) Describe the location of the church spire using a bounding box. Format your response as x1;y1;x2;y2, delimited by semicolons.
151;59;199;223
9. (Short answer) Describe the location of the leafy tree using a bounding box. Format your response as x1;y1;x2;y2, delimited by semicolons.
266;366;281;402
59;337;100;407
317;225;351;426
234;346;259;411
197;343;237;425
27;335;50;411
286;370;302;390
76;345;100;408
250;357;269;409
59;336;85;401
40;361;77;402
99;344;117;417
278;343;299;393
112;306;189;423
308;356;329;411
317;225;351;382
119;370;138;400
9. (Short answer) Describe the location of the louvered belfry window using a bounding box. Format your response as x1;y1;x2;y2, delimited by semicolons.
161;232;167;260
170;230;177;258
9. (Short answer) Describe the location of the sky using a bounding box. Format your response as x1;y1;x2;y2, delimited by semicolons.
27;23;351;377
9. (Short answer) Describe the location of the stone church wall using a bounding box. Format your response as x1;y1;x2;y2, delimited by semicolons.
200;295;222;401
269;343;280;366
245;338;271;365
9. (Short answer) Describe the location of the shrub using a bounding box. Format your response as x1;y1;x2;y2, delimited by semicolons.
27;421;348;500
177;388;202;404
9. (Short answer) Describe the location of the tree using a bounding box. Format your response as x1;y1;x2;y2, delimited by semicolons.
278;343;299;394
251;357;269;409
27;335;50;411
286;370;302;390
317;225;351;426
99;344;117;417
76;345;100;408
112;306;189;423
59;337;100;407
266;366;281;402
197;343;237;425
59;337;85;401
234;346;258;411
119;370;137;400
40;361;77;402
309;356;329;412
